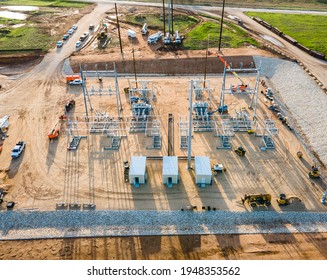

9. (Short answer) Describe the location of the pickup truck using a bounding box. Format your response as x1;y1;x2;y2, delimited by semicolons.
11;141;26;159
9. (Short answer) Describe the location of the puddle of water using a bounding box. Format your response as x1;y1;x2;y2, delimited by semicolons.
0;10;28;20
261;34;284;48
3;6;39;12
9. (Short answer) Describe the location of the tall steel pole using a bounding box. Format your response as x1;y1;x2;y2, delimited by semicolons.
187;80;193;170
162;0;166;34
132;49;138;88
218;0;226;52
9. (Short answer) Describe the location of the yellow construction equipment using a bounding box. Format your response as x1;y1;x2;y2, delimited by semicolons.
277;194;302;206
235;146;246;157
241;194;272;207
123;161;129;182
309;164;320;179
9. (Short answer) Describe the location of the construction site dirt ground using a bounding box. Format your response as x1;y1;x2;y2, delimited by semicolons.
0;74;324;212
0;4;327;260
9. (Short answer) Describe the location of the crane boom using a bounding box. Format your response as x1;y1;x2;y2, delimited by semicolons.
217;55;246;85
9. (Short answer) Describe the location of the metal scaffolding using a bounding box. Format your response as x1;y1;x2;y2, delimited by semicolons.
178;116;189;149
230;108;253;132
81;62;122;120
128;80;154;104
216;119;234;149
256;119;279;150
146;119;161;149
219;62;261;118
190;79;213;101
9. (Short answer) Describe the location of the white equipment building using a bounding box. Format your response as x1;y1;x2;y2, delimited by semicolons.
129;156;147;188
162;156;179;188
195;156;212;187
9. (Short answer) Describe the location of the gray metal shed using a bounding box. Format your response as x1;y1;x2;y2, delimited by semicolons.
129;156;147;187
162;156;179;187
195;156;212;187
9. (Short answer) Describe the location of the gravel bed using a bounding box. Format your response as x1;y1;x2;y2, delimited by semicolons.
254;56;327;167
0;210;327;240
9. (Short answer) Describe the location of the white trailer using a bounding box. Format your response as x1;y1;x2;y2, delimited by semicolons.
129;156;147;187
0;115;9;134
127;29;137;38
195;156;212;187
162;156;179;188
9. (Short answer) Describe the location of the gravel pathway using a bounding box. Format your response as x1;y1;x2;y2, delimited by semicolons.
0;210;327;240
254;56;327;167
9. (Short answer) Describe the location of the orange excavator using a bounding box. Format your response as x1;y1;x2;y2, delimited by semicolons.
48;120;60;141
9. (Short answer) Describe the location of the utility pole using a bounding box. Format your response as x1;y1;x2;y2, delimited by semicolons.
171;0;174;35
132;48;138;88
162;0;166;35
187;80;193;170
115;3;123;54
204;36;209;88
218;0;226;52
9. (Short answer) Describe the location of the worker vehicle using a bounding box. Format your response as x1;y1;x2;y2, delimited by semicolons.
48;129;59;141
69;79;83;85
65;75;80;82
72;24;78;30
62;34;69;41
211;163;226;175
56;41;63;48
164;33;171;44
309;165;320;178
277;194;301;206
148;32;162;44
124;161;129;182
65;99;75;112
235;146;246;156
297;151;303;158
174;31;181;44
11;141;26;159
241;193;272;207
68;28;74;35
76;41;82;48
141;23;148;35
124;87;129;94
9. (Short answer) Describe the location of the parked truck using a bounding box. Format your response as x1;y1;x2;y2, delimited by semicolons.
65;75;81;83
148;31;162;44
11;141;25;159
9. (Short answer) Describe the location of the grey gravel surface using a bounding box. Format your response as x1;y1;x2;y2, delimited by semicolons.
254;56;327;167
0;210;327;240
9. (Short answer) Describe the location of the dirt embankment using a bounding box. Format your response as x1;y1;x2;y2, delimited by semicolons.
71;55;256;75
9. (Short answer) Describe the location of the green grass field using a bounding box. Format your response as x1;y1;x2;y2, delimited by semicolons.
125;13;199;32
183;21;259;50
139;0;327;11
0;25;54;51
0;1;90;51
245;12;327;56
0;0;88;8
